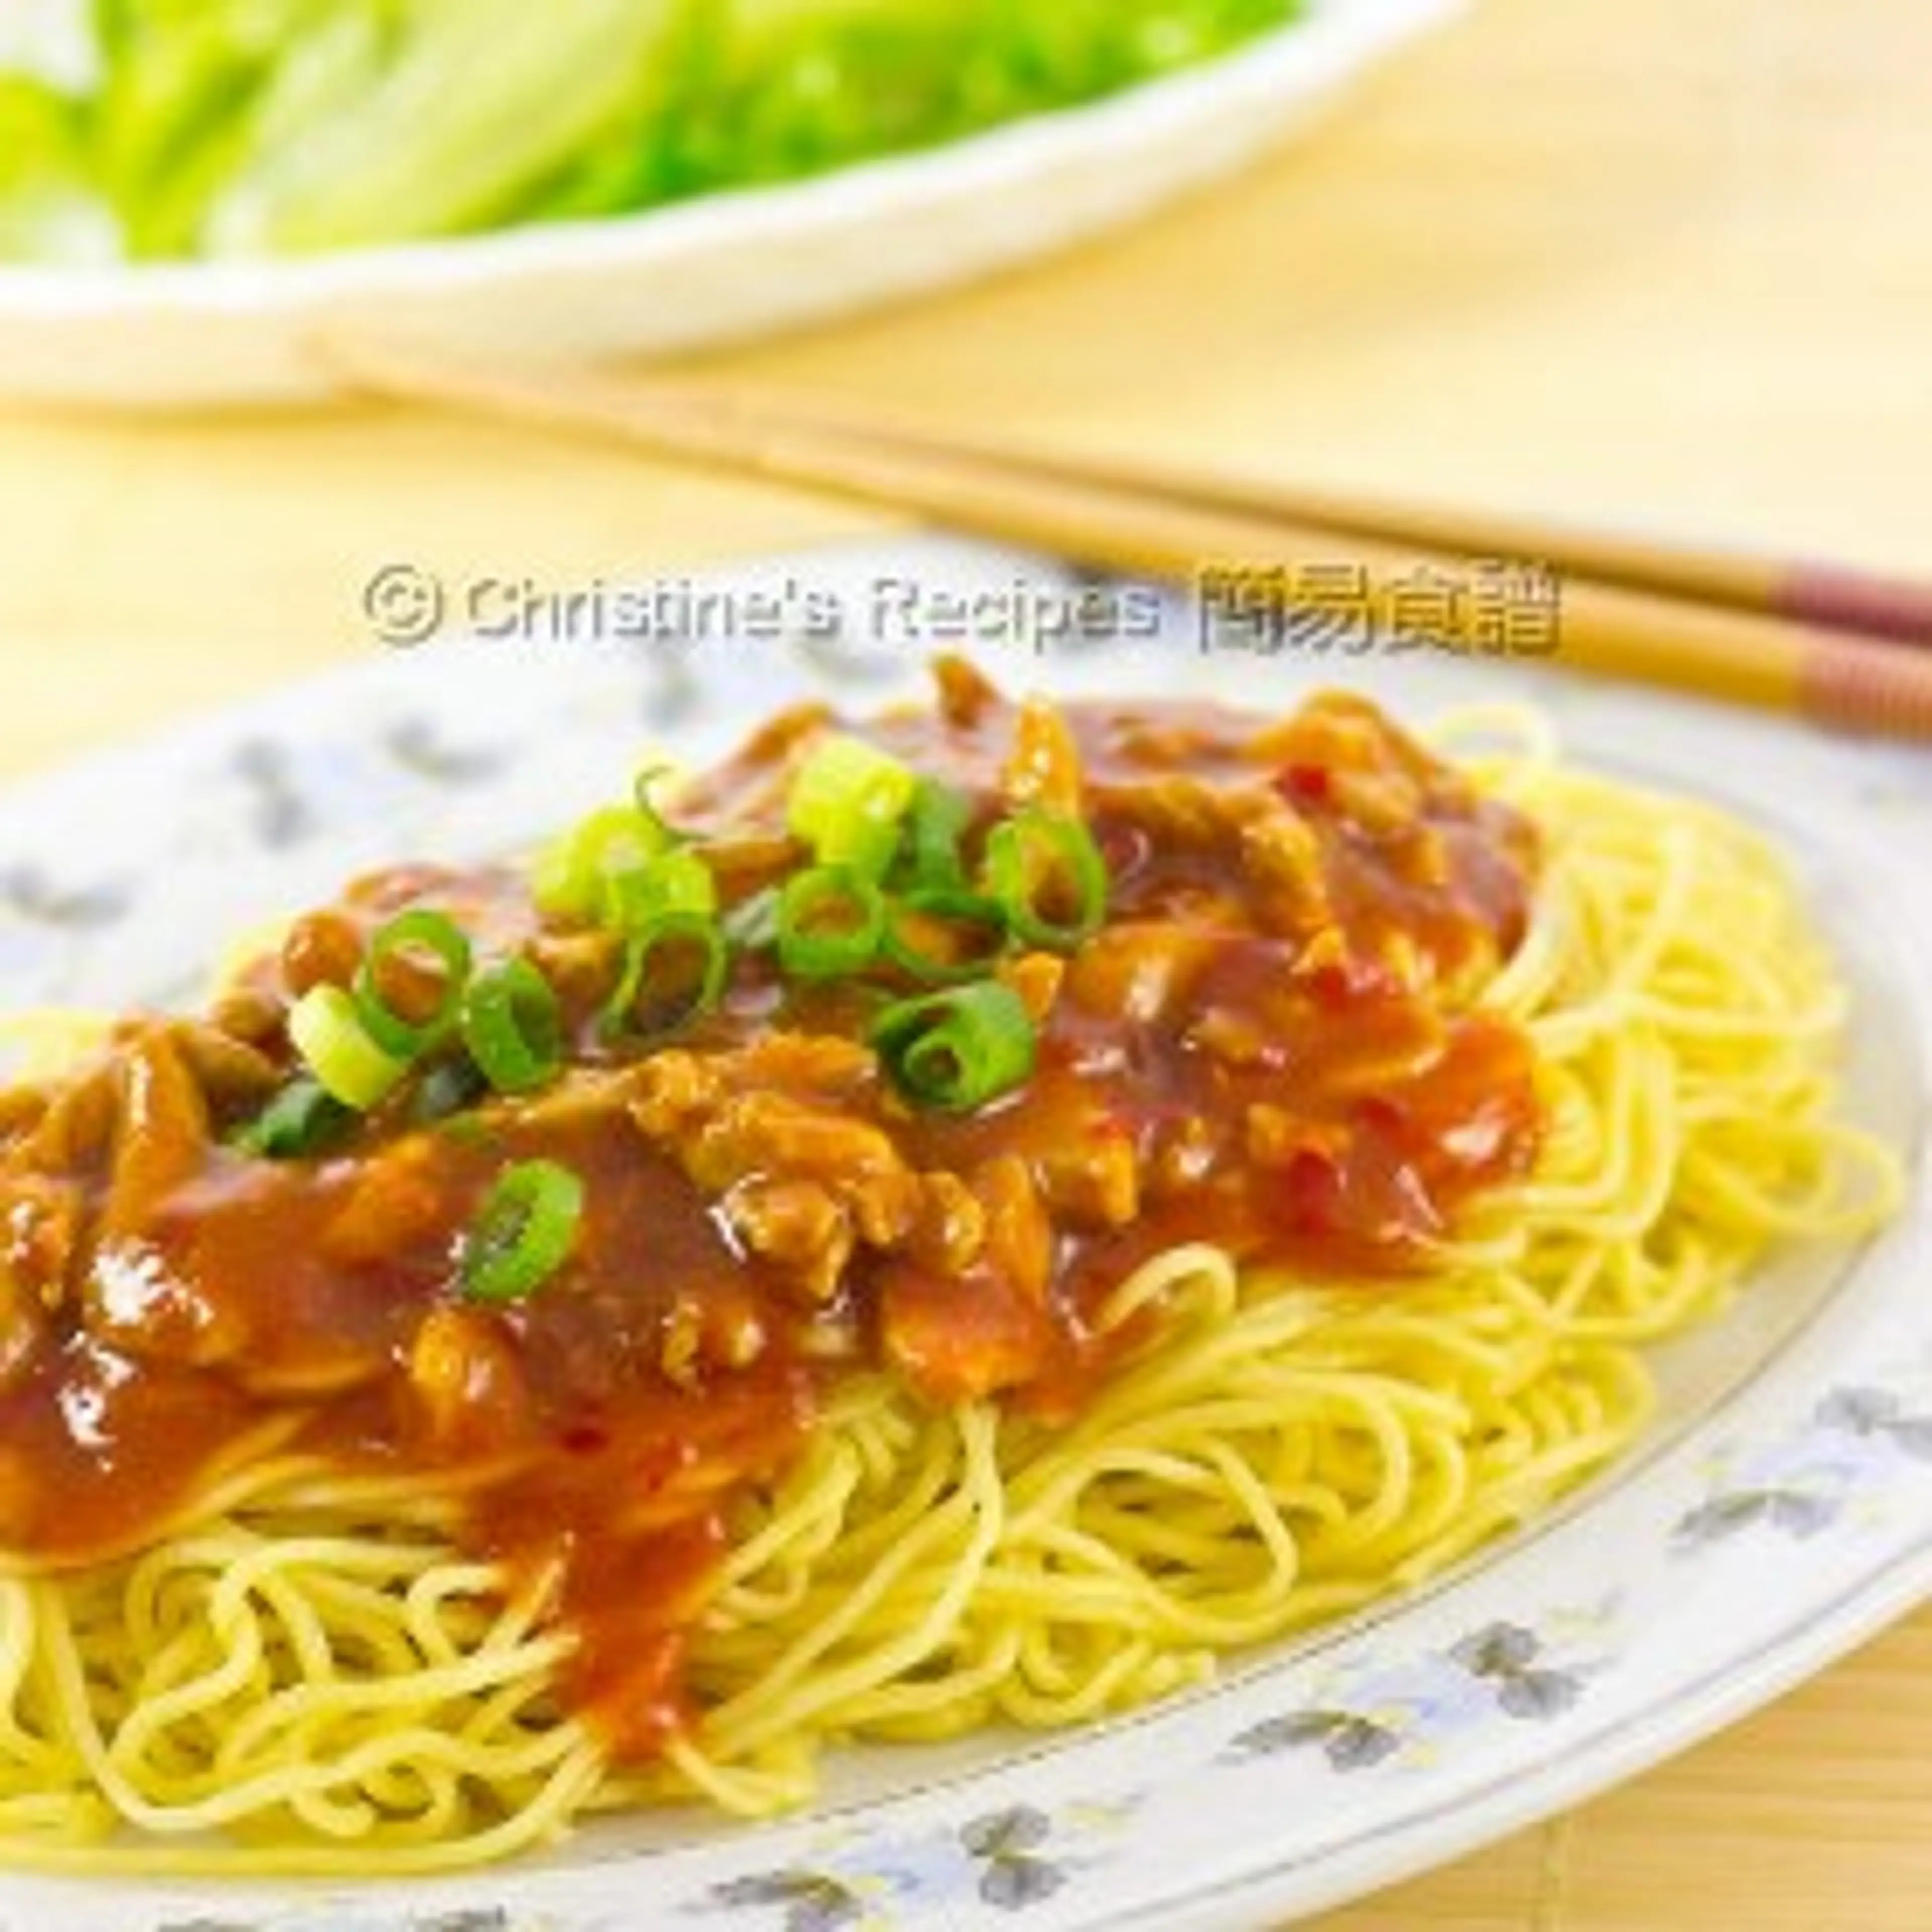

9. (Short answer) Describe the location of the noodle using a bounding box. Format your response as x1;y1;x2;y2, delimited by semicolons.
0;723;1902;1872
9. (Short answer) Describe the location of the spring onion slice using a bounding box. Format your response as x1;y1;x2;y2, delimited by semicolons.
723;886;782;952
411;1057;491;1129
882;887;1010;986
461;957;565;1095
289;984;410;1110
983;809;1111;952
632;765;693;851
899;779;975;891
353;909;472;1059
604;847;717;931
778;865;888;981
532;803;672;923
461;1159;585;1304
230;1077;354;1159
871;982;1038;1113
787;734;918;876
601;914;730;1043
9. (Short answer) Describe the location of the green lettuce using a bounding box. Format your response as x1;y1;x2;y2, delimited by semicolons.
0;0;1304;262
0;75;115;263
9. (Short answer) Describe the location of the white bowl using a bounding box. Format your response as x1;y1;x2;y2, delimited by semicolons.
0;0;1455;407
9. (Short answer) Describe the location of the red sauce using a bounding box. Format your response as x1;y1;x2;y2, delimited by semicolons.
0;675;1541;1764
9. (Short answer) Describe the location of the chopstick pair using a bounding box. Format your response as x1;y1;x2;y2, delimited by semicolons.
320;337;1932;743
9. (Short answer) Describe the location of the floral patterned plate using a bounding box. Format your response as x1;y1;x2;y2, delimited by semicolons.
2;537;1929;1931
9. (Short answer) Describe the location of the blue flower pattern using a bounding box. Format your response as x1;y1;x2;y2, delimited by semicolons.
1221;1612;1609;1775
1674;1380;1932;1552
684;1797;1144;1930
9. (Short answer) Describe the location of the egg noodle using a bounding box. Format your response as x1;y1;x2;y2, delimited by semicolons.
0;720;1902;1873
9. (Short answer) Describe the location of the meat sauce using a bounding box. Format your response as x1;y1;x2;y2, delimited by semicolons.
0;670;1542;1760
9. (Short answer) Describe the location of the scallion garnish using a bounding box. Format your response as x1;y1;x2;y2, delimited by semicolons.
532;803;674;924
410;1056;491;1129
882;886;1010;986
982;809;1110;952
353;909;472;1059
461;958;565;1095
899;778;975;891
723;886;782;952
230;1077;354;1159
871;981;1038;1113
460;1159;585;1304
633;765;693;851
289;984;411;1111
601;915;730;1044
778;865;888;981
604;847;717;931
787;734;919;877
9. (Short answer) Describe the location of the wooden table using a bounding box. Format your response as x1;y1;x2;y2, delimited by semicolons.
3;0;1929;1922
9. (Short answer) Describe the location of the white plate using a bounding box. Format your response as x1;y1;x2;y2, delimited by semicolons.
0;0;1455;407
3;535;1930;1930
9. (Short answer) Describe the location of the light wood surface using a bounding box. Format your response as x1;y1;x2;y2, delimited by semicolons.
2;0;1929;1923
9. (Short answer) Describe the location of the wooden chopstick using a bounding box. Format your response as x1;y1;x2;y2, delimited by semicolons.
319;336;1932;744
659;389;1932;653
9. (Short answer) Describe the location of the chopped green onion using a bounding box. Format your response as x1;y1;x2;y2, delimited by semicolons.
230;1077;354;1159
353;909;472;1059
786;734;919;877
532;803;674;923
601;915;730;1044
604;847;717;931
289;984;411;1111
883;887;1010;986
461;958;565;1095
899;779;975;891
460;1159;585;1304
723;886;782;952
871;982;1039;1113
410;1057;491;1128
632;764;693;851
982;809;1110;952
778;865;888;981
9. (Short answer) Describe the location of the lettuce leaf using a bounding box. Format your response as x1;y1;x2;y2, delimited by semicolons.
0;75;115;264
658;0;1306;195
90;0;372;256
4;0;1306;261
205;0;685;255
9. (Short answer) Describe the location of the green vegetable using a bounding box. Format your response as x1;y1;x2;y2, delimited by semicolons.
600;913;730;1043
0;76;114;263
461;958;566;1095
229;1076;355;1159
410;1057;491;1128
354;910;473;1059
982;809;1110;952
460;1159;586;1303
723;886;783;952
534;802;679;926
787;733;919;877
631;765;695;852
605;848;719;931
897;779;976;893
778;864;888;980
208;0;684;255
871;980;1038;1113
0;0;1304;261
882;886;1009;986
288;984;410;1110
91;0;378;258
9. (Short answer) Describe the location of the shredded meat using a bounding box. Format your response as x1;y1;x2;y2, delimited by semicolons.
628;1040;995;1311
